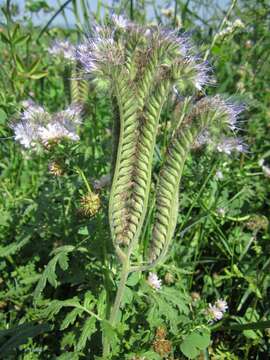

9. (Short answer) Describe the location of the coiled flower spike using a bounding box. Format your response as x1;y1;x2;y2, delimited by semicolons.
147;96;245;264
76;17;245;268
77;18;212;258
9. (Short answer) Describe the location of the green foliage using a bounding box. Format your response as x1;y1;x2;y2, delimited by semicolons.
34;245;87;299
0;0;269;359
180;328;211;359
0;322;51;357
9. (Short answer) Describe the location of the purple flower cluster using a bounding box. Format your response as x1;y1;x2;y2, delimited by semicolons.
75;15;211;91
11;102;83;150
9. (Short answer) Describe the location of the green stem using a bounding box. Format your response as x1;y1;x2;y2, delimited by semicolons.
204;0;237;61
110;259;130;325
103;258;130;357
76;167;92;193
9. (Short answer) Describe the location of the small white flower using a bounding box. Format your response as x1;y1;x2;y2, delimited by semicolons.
217;207;226;217
48;40;76;61
207;303;224;321
144;28;152;38
38;123;79;145
217;19;244;39
147;272;162;290
215;170;224;180
112;14;128;29
216;137;247;155
11;102;82;149
234;19;245;29
21;99;35;109
13;122;38;149
59;103;83;125
215;299;228;313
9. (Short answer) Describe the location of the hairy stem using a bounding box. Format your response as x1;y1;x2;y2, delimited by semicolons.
103;258;130;357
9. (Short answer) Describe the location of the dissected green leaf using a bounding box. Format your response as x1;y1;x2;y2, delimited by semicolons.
0;237;30;258
34;247;74;298
76;317;96;351
101;321;120;355
61;308;83;330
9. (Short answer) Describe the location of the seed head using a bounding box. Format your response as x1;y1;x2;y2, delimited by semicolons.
191;291;201;302
153;326;172;357
161;7;174;18
245;40;253;49
164;272;175;285
80;192;101;217
48;161;64;176
155;326;167;339
246;215;268;231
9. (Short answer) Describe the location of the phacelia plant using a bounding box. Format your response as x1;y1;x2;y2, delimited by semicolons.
75;15;245;355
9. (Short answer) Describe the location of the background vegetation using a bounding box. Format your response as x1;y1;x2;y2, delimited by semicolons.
0;0;269;359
